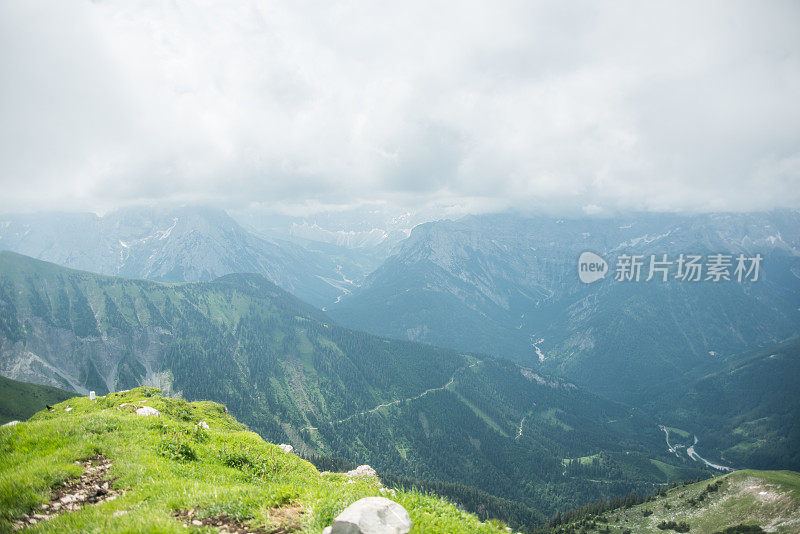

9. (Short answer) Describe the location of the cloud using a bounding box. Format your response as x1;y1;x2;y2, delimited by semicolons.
0;0;799;215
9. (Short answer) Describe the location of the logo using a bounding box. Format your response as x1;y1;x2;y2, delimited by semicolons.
576;252;762;284
578;251;608;284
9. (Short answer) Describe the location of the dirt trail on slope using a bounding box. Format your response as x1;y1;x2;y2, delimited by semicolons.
303;360;482;430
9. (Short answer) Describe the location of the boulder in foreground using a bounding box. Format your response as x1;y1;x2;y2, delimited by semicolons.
326;496;411;534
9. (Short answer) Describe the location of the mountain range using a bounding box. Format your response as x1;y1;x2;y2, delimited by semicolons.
1;207;799;523
0;251;712;516
0;206;365;308
328;211;800;404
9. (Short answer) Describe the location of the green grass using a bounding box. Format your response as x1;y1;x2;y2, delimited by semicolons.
649;458;704;481
534;408;573;431
665;427;691;439
0;387;511;533
553;469;800;533
449;390;509;437
562;454;602;467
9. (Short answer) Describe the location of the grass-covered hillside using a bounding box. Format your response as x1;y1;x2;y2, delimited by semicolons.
0;387;510;534
0;375;74;424
549;469;800;533
0;251;709;517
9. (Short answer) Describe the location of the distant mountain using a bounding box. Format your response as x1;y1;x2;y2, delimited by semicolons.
0;206;360;307
287;221;410;252
329;211;800;403
230;204;422;253
0;375;74;424
0;252;706;515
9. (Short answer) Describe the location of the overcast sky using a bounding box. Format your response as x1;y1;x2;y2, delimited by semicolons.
1;1;799;218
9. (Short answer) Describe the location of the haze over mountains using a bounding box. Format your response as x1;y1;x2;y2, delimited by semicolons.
329;210;800;402
1;205;799;520
2;2;798;530
0;206;370;308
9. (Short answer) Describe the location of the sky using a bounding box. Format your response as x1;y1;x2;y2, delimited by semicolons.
1;0;799;219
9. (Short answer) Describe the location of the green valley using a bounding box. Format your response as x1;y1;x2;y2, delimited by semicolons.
0;251;707;519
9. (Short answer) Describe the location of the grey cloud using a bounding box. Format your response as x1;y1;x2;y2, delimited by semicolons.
0;0;798;216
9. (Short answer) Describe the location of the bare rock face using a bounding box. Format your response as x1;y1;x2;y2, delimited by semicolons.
327;497;411;534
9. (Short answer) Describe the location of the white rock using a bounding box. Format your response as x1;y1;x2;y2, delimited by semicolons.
65;406;73;412
135;406;160;417
89;391;96;401
329;497;411;534
345;465;377;478
2;420;20;427
322;527;332;534
277;443;293;453
196;421;209;429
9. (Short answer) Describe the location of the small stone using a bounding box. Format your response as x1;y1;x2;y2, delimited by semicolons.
135;406;160;417
277;443;293;453
65;406;73;412
112;510;128;517
196;421;209;429
2;420;20;427
192;520;202;526
89;391;96;401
